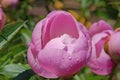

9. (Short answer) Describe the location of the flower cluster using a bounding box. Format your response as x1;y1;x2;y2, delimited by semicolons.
27;10;120;78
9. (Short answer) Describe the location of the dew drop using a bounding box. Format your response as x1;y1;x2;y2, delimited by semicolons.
76;58;79;62
63;46;68;51
68;56;72;60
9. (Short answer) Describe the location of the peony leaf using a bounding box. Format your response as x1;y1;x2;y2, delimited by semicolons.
0;64;30;78
0;21;26;49
14;69;35;80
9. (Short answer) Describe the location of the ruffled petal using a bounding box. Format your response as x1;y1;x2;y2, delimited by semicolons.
77;23;91;62
88;50;114;75
42;10;79;48
108;32;120;61
27;47;58;78
50;11;79;39
93;33;109;57
89;20;113;37
87;32;114;75
31;19;45;53
41;18;54;48
38;35;88;77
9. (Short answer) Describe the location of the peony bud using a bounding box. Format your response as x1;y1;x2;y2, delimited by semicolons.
27;11;91;78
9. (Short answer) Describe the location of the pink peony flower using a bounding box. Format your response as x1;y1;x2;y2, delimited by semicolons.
1;0;19;8
0;6;6;31
27;11;91;78
107;28;120;62
87;20;115;75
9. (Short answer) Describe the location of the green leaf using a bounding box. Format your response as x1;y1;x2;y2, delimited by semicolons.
0;64;30;78
9;43;27;55
117;71;120;80
8;43;27;64
14;69;35;80
115;18;120;28
96;10;109;19
0;21;26;49
20;28;32;44
0;75;9;80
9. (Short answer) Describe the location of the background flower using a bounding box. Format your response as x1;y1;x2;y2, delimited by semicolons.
108;29;120;63
87;20;115;75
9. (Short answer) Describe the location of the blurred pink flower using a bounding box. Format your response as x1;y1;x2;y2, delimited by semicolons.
87;20;115;75
108;28;120;62
0;6;6;31
1;0;19;8
27;11;91;78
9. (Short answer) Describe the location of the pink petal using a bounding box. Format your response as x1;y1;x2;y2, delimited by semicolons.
50;12;79;39
93;33;109;57
78;23;90;40
30;19;45;58
108;32;120;58
41;18;53;48
27;47;58;78
38;35;88;77
89;20;113;37
41;11;59;48
73;30;91;63
41;11;79;48
87;32;114;75
88;50;114;75
77;23;91;62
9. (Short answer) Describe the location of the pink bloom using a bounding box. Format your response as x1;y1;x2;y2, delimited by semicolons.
27;11;91;78
0;6;6;31
87;20;115;75
1;0;19;8
108;28;120;62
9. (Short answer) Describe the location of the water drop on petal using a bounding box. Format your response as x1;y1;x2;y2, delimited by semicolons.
68;56;72;60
